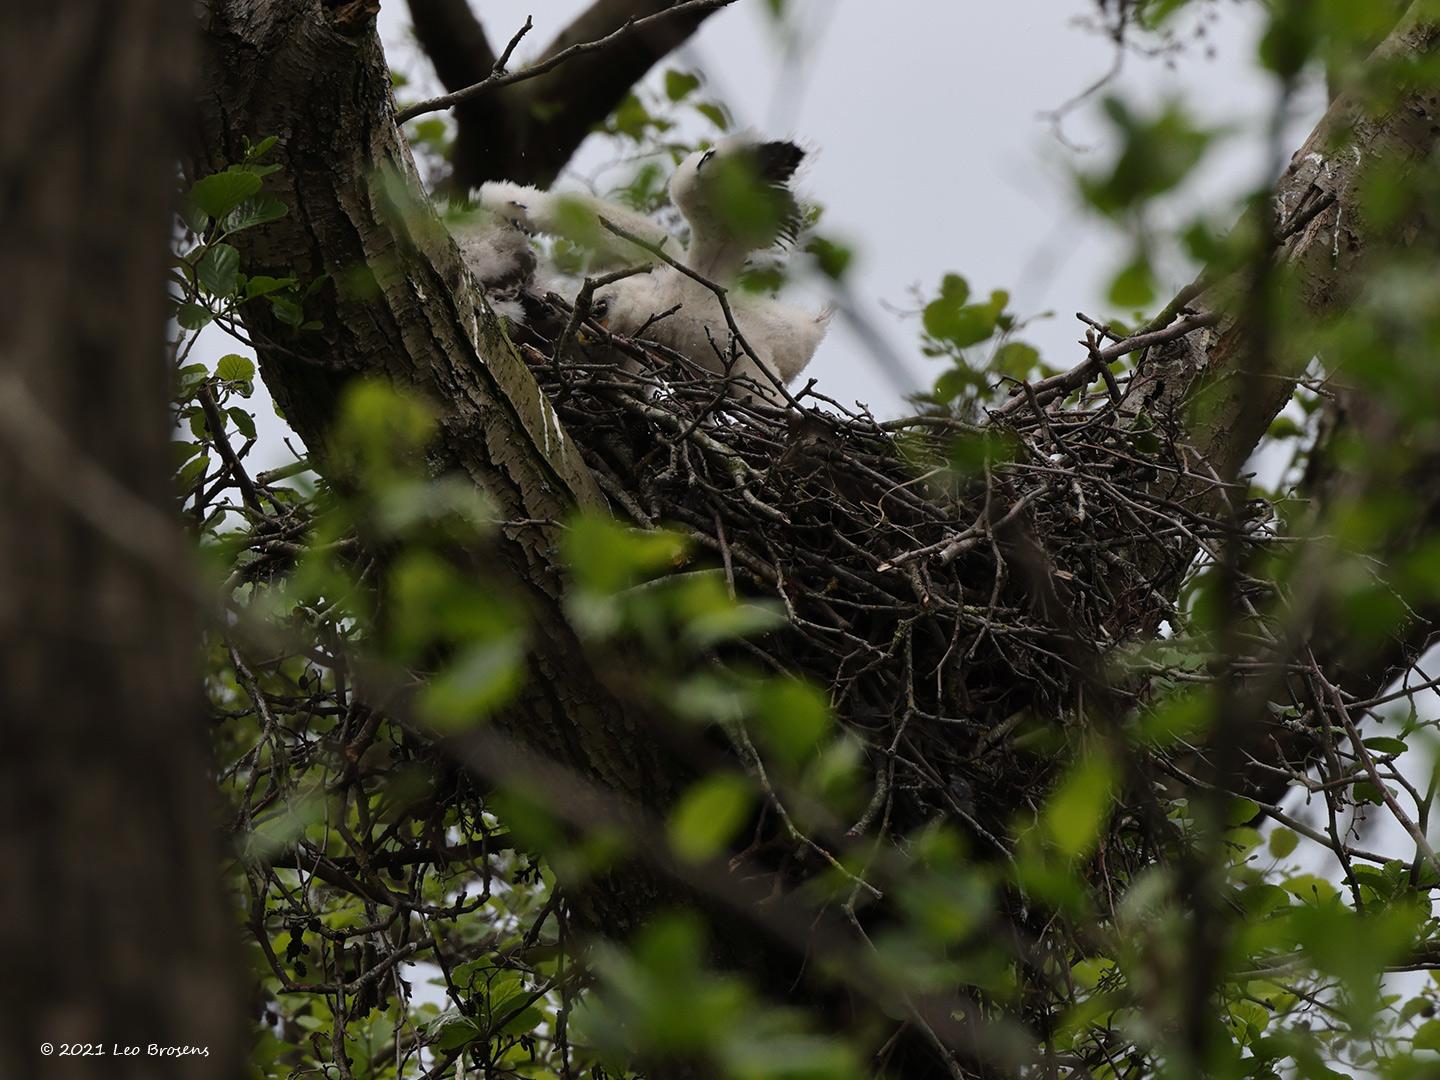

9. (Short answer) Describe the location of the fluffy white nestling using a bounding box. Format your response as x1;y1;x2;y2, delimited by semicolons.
596;134;831;399
450;206;536;323
668;134;807;283
597;268;831;400
456;134;832;398
476;181;672;270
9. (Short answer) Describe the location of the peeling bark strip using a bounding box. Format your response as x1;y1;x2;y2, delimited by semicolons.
193;0;694;925
0;3;246;1076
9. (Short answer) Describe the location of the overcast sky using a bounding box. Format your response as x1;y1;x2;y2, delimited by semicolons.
379;0;1327;414
207;0;1333;474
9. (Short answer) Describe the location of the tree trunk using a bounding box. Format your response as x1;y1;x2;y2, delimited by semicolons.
193;0;704;944
0;3;246;1077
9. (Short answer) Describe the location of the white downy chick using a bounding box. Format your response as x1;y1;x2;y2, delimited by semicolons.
597;269;831;401
476;181;671;270
668;134;807;283
450;207;536;323
598;134;831;399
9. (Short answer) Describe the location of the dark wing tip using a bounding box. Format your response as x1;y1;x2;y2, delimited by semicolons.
754;140;806;185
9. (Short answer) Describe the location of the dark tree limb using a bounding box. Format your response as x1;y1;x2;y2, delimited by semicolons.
406;0;496;87
404;0;513;191
401;0;733;189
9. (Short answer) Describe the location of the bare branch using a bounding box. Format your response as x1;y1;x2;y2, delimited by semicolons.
397;0;734;123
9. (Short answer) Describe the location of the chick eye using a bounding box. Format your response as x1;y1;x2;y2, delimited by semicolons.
697;148;716;171
592;298;610;318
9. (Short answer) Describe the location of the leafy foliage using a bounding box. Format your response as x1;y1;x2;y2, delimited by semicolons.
172;3;1440;1078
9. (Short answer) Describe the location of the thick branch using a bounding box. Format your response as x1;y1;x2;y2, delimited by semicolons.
403;0;733;188
1142;7;1440;486
406;0;496;89
404;0;513;191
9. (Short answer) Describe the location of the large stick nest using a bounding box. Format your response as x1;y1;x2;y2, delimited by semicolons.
509;299;1254;838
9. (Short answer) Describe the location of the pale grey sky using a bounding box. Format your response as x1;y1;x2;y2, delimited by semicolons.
209;0;1328;461
380;0;1326;412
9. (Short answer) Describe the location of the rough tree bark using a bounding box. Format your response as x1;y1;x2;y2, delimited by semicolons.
0;3;246;1077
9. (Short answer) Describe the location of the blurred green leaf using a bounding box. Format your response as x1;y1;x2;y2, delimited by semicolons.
1043;753;1116;859
668;774;752;862
664;69;701;102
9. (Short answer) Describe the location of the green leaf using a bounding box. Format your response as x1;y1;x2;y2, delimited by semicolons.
179;197;210;235
923;276;1008;349
564;516;687;593
497;1006;544;1036
189;168;263;219
196;243;241;297
244;134;279;161
1227;999;1271;1042
806;237;853;280
1352;779;1387;805
1362;736;1407;756
270;296;304;327
680;585;785;647
1108;255;1156;308
933;366;982;404
937;273;970;306
668;774;752;862
609;93;654;141
245;274;296;299
1399;996;1431;1024
1079;99;1213;216
224;195;288;234
1268;828;1299;858
751;678;832;767
409;118;449;149
178;454;210;489
695;102;729;130
434;1017;485;1051
992;341;1040;379
664;69;701;102
216;354;255;383
1226;797;1261;826
1413;1018;1440;1050
421;637;526;731
228;407;257;440
176;302;213;331
924;300;995;348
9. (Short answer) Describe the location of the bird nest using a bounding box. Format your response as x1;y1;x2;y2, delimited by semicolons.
514;309;1250;837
